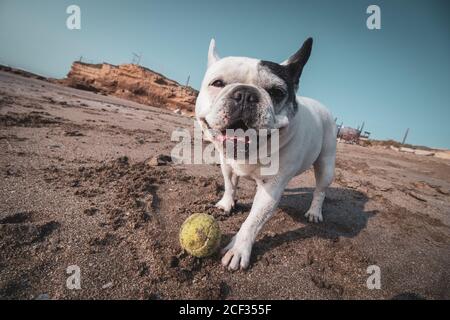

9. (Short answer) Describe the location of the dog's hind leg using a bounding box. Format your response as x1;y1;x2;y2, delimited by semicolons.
305;147;336;223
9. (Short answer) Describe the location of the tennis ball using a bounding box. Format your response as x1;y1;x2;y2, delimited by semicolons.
179;213;221;258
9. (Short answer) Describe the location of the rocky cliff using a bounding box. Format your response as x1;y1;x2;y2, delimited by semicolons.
58;62;198;114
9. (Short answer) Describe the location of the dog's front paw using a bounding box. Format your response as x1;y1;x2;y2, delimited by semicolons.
304;208;323;223
215;196;235;213
221;235;252;270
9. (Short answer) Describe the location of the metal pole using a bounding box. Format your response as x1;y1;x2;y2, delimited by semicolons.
358;121;365;138
401;128;409;145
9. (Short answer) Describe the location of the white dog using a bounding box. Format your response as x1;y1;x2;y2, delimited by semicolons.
195;38;337;270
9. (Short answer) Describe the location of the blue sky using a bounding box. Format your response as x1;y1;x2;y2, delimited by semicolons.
0;0;449;148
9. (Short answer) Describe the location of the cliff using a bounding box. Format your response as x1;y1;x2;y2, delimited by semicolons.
58;62;198;114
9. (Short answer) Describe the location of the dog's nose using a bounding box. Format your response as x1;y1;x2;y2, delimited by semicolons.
231;87;259;105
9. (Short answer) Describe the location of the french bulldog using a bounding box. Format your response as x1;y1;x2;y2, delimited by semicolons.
195;38;337;270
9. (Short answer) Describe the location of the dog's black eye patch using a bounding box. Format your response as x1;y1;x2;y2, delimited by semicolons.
267;87;286;102
259;60;297;109
260;61;291;86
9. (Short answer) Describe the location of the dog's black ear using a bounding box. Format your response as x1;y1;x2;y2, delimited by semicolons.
282;37;313;87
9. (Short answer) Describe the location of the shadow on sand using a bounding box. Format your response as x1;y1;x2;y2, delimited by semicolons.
250;186;378;258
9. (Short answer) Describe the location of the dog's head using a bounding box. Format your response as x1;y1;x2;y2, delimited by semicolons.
196;38;313;142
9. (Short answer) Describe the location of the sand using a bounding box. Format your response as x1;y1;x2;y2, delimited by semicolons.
0;71;449;299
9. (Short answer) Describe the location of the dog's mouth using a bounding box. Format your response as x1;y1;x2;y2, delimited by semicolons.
200;117;275;160
218;119;251;144
200;118;252;144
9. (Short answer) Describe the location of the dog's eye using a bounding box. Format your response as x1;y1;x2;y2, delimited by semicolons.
210;79;225;88
267;88;286;99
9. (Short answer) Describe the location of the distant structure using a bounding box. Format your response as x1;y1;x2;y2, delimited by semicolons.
131;52;142;66
336;119;370;144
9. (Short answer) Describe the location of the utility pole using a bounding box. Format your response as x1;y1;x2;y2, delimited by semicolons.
358;121;365;137
401;128;409;145
337;121;343;137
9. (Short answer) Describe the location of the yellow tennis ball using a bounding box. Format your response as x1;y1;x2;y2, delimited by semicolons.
179;213;221;258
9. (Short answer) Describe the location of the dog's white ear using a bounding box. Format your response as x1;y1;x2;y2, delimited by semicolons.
208;38;220;68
